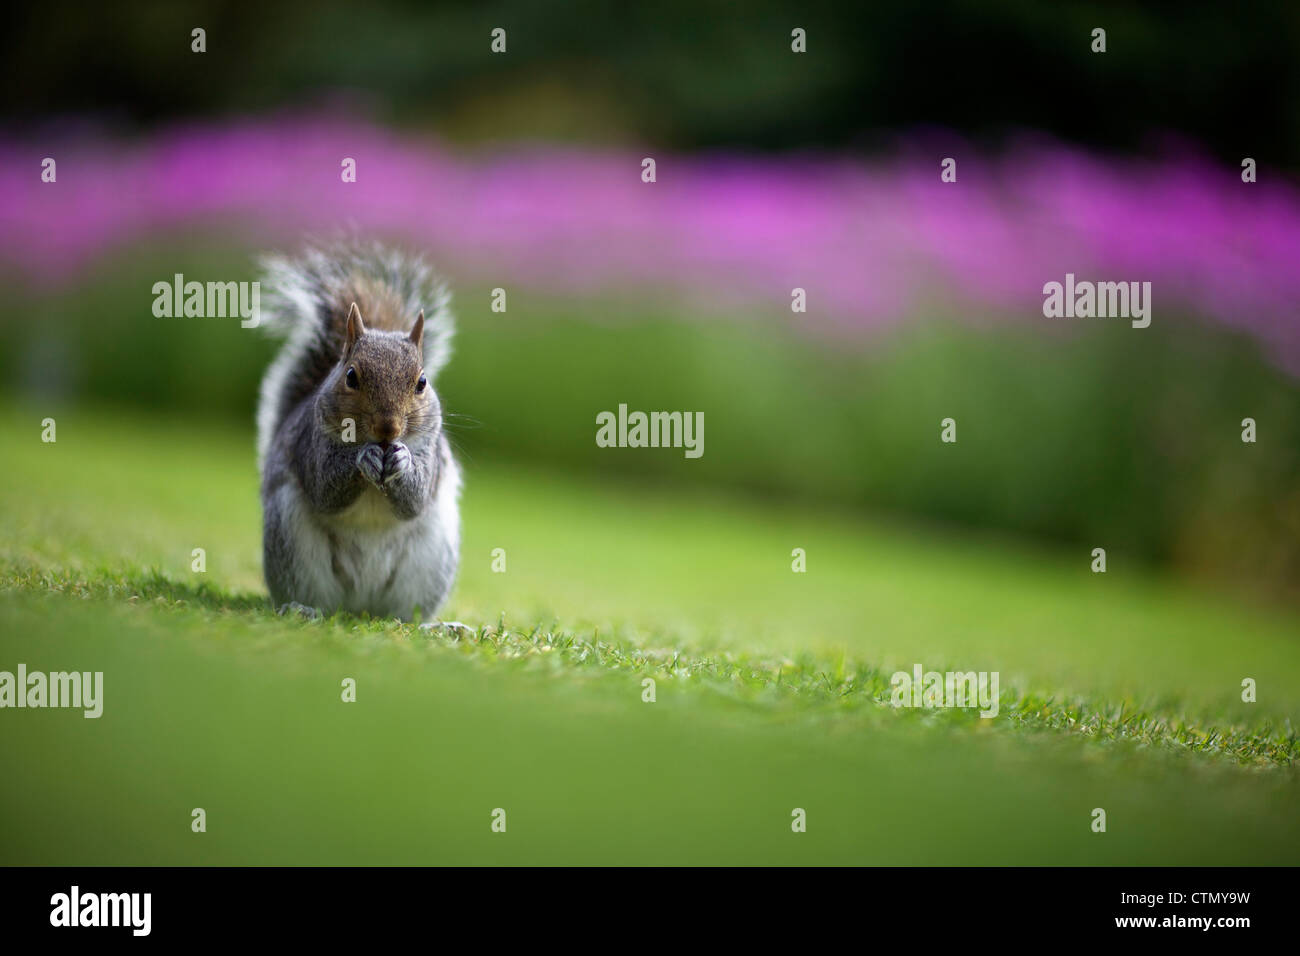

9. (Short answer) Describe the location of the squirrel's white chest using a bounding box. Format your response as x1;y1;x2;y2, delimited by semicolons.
270;459;461;620
334;484;399;532
322;488;419;607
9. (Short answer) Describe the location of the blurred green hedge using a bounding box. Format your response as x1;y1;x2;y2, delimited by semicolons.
4;243;1298;597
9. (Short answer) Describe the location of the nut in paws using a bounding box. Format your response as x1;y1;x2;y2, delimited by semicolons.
382;442;411;485
356;443;386;485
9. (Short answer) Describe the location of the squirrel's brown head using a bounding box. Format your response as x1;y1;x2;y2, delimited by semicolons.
323;303;438;446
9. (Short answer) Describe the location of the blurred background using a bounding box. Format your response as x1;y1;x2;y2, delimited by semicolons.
4;0;1300;868
1;0;1298;598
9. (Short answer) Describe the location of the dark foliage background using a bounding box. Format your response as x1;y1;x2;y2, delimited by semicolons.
3;0;1296;165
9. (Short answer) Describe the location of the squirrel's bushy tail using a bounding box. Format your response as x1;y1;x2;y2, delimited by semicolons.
254;240;454;467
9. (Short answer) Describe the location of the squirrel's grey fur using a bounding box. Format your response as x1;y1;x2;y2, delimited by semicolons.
255;240;461;620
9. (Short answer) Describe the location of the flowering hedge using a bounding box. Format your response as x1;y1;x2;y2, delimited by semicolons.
3;115;1298;368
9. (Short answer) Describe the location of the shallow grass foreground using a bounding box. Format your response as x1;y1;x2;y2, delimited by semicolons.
0;403;1297;864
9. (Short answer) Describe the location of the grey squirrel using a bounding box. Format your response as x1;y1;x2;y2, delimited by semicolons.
255;241;461;621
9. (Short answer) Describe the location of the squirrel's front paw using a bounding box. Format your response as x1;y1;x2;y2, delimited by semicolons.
381;442;411;485
356;443;386;486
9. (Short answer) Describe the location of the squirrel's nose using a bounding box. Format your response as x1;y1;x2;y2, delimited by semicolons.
372;417;401;443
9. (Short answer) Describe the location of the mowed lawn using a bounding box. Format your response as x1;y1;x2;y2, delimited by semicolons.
1;402;1298;864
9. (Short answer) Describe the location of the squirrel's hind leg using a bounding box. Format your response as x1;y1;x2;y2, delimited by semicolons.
277;601;322;620
418;620;473;637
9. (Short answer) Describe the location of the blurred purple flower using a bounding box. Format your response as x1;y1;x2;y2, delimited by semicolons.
2;114;1297;365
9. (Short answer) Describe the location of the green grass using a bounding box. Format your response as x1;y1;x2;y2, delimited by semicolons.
1;401;1298;864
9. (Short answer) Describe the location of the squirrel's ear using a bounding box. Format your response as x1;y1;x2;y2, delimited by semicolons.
345;302;366;352
408;310;425;351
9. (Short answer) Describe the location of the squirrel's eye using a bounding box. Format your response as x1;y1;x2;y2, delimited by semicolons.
345;367;359;390
415;373;427;394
